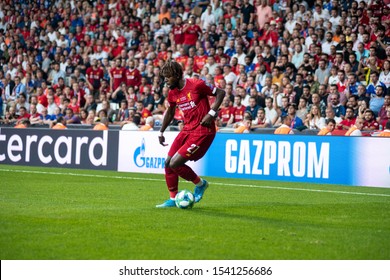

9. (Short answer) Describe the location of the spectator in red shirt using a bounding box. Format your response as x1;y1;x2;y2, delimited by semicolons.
136;100;152;125
109;59;126;92
218;96;234;127
29;104;41;124
183;16;202;54
194;47;208;74
157;42;169;61
171;16;185;45
17;106;30;120
36;87;48;108
86;59;104;98
229;95;247;126
175;47;189;68
110;40;123;59
72;82;86;108
363;109;380;130
68;96;80;114
338;107;357;130
213;66;225;88
214;46;229;64
125;59;142;90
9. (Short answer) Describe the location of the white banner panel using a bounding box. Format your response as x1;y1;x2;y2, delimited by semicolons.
117;131;204;175
354;137;390;187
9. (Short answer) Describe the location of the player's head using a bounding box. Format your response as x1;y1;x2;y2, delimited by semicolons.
161;60;183;90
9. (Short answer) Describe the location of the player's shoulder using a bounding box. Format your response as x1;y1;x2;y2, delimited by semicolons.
185;77;197;83
187;77;206;86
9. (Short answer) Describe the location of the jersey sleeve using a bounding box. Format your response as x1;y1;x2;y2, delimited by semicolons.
167;89;177;107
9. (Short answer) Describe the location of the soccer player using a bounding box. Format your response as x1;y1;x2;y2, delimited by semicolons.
156;60;225;208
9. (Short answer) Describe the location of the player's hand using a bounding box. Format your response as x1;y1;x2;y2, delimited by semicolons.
158;135;168;146
200;114;213;127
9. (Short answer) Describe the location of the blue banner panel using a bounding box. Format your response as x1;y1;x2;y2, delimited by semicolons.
202;134;390;187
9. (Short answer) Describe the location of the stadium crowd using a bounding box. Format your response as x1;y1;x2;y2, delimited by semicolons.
0;0;390;136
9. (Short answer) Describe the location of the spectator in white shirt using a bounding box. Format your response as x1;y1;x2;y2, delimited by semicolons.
200;5;216;31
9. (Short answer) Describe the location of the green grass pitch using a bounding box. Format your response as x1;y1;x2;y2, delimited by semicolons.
1;164;389;260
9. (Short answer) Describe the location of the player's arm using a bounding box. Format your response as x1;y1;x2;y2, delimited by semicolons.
201;87;226;127
159;104;176;146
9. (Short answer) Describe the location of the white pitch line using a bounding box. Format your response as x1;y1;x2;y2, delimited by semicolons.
1;168;390;198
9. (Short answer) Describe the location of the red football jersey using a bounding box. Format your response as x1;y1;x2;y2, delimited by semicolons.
157;51;168;61
219;106;233;123
232;105;246;123
176;55;188;68
38;94;48;108
338;118;356;129
125;68;142;87
86;67;104;89
172;25;184;45
110;67;126;91
194;55;208;73
167;78;215;134
183;25;201;46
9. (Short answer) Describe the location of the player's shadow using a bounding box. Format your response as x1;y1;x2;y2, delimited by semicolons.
190;202;322;228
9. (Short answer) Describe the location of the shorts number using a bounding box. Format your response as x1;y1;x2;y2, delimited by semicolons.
187;144;200;154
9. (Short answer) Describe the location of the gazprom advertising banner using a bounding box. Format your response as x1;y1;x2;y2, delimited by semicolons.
117;131;389;188
117;131;204;175
202;134;390;188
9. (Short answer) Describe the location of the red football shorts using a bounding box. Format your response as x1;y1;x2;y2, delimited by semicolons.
168;131;216;161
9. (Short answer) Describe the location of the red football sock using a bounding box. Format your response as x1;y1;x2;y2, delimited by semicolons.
192;176;201;185
165;166;179;197
171;164;198;182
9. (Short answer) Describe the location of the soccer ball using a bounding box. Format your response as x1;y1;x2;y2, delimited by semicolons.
175;190;195;209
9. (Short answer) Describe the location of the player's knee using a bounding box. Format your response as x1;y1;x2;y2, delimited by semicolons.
169;160;180;170
165;158;174;172
165;157;171;167
169;154;187;169
170;158;186;169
